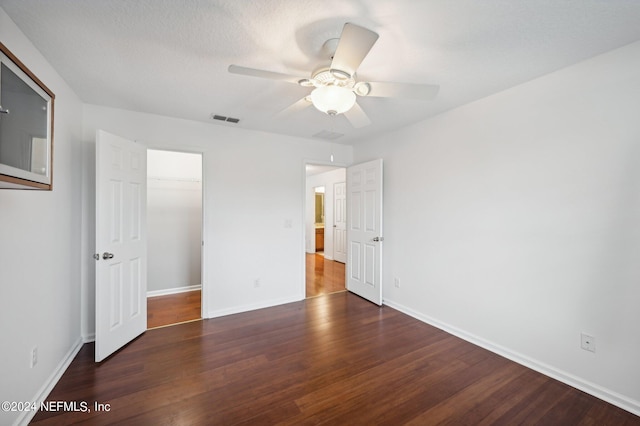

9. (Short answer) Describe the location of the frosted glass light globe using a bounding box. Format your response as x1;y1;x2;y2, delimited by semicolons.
310;85;356;115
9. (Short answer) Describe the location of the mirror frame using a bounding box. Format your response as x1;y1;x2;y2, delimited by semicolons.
0;42;55;190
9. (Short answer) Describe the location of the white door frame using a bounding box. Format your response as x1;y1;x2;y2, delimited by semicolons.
301;160;348;299
146;146;207;319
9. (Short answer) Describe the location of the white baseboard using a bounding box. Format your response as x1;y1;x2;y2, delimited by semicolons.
15;337;84;426
382;298;640;417
147;284;201;298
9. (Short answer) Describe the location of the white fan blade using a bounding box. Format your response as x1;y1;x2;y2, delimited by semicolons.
275;97;312;118
228;65;302;84
367;81;440;100
344;102;371;128
331;23;379;77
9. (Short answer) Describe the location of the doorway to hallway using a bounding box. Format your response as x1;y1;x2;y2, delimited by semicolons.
305;163;346;298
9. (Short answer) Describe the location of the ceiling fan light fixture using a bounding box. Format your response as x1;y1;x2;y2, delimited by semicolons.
310;85;356;115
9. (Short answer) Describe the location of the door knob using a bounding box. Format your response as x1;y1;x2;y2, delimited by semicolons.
102;252;114;260
372;237;384;242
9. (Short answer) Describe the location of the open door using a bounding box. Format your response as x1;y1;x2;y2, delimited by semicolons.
346;159;383;305
333;181;347;263
95;130;147;362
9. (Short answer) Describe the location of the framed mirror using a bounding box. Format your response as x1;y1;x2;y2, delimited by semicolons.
0;42;55;190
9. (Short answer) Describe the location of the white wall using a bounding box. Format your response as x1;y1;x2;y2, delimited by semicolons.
81;104;353;331
353;41;640;414
147;149;202;294
0;8;84;426
305;168;346;259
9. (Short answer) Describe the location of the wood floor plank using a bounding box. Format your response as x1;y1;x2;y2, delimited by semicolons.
475;369;549;425
405;361;526;425
31;292;639;425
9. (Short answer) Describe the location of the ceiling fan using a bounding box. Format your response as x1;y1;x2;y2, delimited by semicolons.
228;22;439;128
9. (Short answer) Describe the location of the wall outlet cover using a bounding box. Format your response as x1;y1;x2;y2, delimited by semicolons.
581;333;596;353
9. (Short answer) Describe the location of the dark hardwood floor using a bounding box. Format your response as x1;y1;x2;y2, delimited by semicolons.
147;290;201;329
306;253;345;298
31;292;639;425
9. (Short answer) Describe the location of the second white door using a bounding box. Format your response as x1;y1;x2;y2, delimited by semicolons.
333;181;347;263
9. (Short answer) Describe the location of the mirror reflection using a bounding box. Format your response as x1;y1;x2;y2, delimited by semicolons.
0;62;49;176
315;187;325;224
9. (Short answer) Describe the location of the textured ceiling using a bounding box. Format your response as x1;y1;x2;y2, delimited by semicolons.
2;0;640;144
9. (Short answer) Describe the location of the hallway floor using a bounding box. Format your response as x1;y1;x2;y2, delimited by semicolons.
306;253;345;298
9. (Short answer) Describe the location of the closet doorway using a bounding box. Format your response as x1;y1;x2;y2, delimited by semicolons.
146;149;203;328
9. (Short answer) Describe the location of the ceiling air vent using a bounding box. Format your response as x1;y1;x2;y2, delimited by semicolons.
313;130;344;140
210;114;240;124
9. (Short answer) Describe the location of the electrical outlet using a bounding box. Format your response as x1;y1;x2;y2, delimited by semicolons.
394;277;401;288
31;346;38;368
581;333;596;353
254;278;260;288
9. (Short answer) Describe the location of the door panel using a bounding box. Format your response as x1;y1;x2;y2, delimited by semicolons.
109;263;123;328
350;241;361;281
96;130;147;362
346;159;383;305
365;243;376;286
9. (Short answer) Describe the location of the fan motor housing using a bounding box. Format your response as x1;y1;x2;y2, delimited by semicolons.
312;68;354;87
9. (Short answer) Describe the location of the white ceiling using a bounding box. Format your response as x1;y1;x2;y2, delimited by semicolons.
2;0;640;144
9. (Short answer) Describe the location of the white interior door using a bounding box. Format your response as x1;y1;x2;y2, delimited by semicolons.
333;181;347;263
95;130;147;362
346;159;383;305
